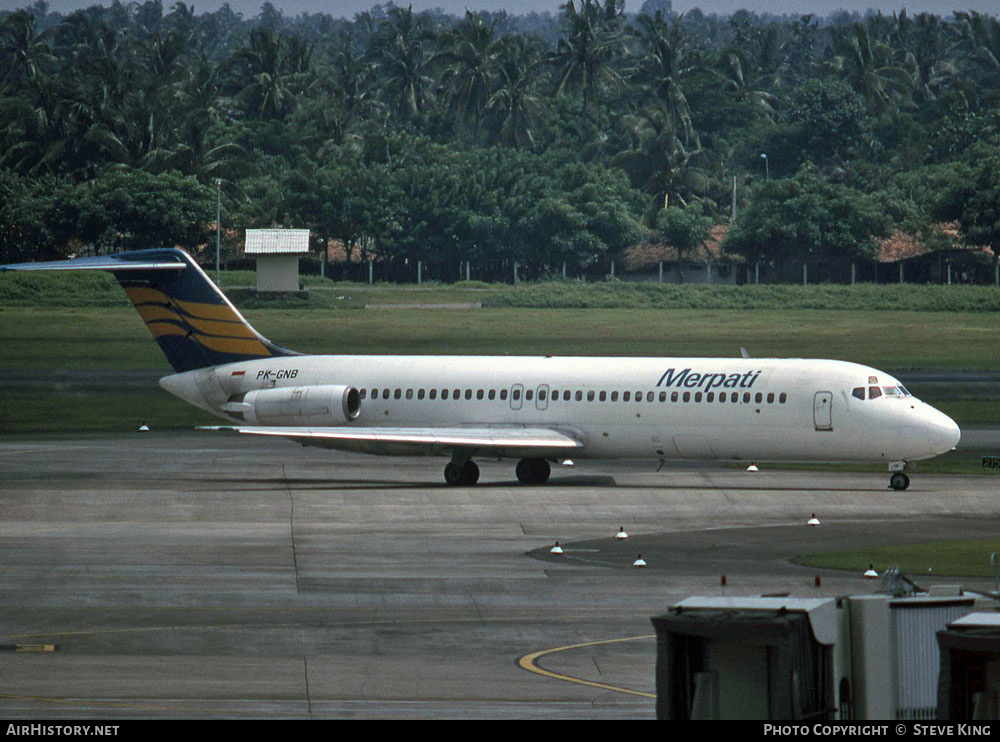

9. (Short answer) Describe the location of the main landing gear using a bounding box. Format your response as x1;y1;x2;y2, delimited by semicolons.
515;458;550;485
888;461;910;491
442;457;551;486
444;459;479;486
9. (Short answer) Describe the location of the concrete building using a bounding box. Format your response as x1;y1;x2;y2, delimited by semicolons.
244;228;310;293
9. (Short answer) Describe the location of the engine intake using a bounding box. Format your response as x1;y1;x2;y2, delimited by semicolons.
230;385;361;425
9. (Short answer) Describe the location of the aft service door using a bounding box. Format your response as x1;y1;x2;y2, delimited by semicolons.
813;391;833;431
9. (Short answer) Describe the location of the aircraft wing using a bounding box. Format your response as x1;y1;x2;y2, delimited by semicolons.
200;424;585;458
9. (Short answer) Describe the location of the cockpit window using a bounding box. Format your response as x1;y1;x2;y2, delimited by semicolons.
882;386;904;397
868;386;882;399
852;387;865;400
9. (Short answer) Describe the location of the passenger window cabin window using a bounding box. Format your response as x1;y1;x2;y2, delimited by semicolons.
382;389;390;400
599;391;607;402
623;392;631;402
442;389;449;400
454;389;460;399
488;390;495;400
646;391;654;402
743;392;751;403
671;392;679;402
394;389;401;399
779;393;787;404
525;389;533;401
635;390;642;401
695;392;703;403
683;392;690;402
659;392;667;402
563;390;571;401
587;391;595;401
513;389;521;401
755;392;763;403
767;392;774;404
406;389;413;400
611;391;619;402
477;389;484;400
360;389;367;399
430;389;437;400
500;389;508;401
575;391;583;401
537;389;545;401
550;389;557;400
418;389;425;400
869;386;882;399
719;392;726;402
707;392;714;402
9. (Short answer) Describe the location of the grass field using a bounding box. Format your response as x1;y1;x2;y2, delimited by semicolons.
2;306;997;370
794;540;1000;579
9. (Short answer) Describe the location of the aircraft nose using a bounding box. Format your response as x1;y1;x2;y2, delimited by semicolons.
926;408;961;455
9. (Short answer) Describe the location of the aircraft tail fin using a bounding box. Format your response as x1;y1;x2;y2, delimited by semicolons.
1;248;298;373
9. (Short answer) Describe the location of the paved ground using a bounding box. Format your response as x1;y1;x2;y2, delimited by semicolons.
0;433;998;719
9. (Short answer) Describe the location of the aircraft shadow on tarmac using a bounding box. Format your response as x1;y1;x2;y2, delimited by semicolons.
177;473;896;493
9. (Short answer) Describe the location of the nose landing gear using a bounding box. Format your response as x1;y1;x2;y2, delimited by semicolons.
888;461;910;490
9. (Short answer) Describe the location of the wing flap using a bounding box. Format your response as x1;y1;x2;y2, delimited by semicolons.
199;425;585;457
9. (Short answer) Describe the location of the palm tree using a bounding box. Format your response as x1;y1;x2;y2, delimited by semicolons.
612;99;712;219
626;10;701;148
483;33;544;150
223;26;312;120
550;0;626;118
0;10;57;89
829;21;914;115
366;5;436;120
434;11;502;142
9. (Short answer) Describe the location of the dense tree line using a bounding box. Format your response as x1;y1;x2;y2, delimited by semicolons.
1;0;998;280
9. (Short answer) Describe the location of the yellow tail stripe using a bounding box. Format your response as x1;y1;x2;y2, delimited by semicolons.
183;314;259;340
173;297;246;323
196;335;272;356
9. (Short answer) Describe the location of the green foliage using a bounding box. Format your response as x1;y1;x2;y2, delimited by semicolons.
73;169;214;251
725;162;891;264
1;3;999;277
934;142;1000;251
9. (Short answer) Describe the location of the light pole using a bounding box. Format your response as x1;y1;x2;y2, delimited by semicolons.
760;153;769;181
214;178;222;284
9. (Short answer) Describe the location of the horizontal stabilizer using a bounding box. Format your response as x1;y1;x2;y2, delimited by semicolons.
1;252;187;272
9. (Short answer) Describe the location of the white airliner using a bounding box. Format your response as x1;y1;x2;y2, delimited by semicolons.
2;248;960;490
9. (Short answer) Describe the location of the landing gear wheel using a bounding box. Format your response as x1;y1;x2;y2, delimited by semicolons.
889;472;910;491
444;462;465;486
516;458;551;485
444;460;480;486
461;460;480;485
